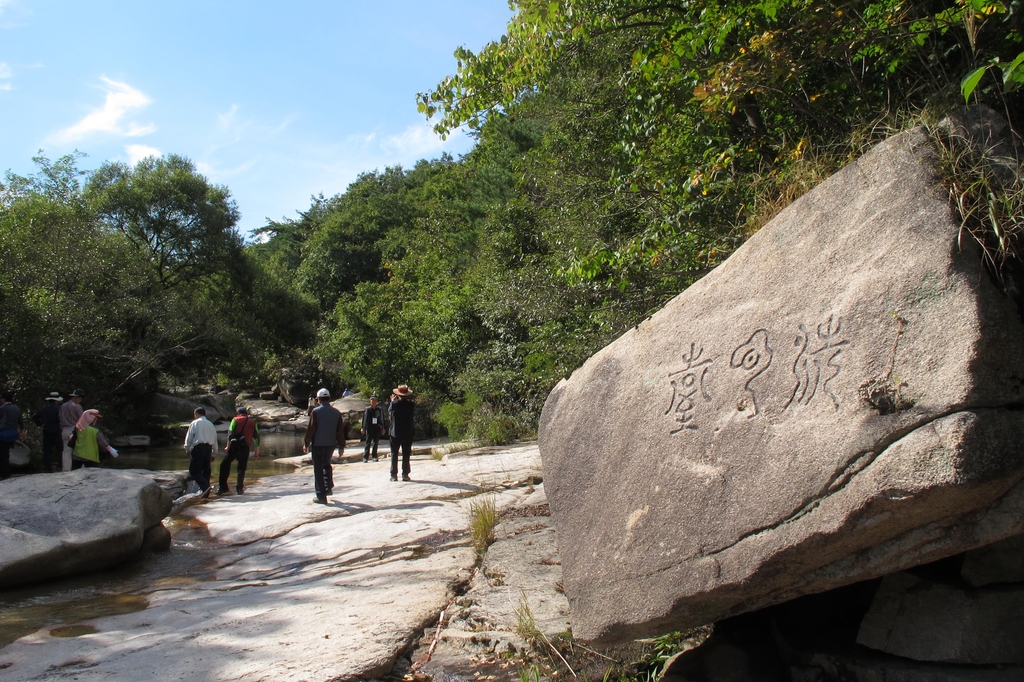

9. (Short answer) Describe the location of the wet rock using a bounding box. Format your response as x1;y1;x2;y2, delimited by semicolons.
539;113;1024;643
961;533;1024;587
0;469;172;587
857;572;1024;664
140;523;171;552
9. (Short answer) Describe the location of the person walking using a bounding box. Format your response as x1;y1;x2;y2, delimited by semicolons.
58;389;85;472
184;407;218;498
219;406;259;495
388;384;415;482
31;392;63;473
69;409;118;469
0;391;26;480
303;388;346;504
361;395;385;463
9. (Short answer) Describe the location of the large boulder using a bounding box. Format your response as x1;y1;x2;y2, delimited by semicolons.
147;393;207;423
192;393;235;422
539;114;1024;643
277;367;313;407
0;469;172;587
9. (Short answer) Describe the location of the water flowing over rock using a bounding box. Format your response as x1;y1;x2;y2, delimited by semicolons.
0;469;172;588
539;114;1024;644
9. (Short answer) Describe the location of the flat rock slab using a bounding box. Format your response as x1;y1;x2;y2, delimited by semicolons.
540;115;1024;643
425;484;569;663
0;444;543;681
0;469;172;588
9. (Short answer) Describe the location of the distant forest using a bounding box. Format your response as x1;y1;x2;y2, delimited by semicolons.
3;0;1023;441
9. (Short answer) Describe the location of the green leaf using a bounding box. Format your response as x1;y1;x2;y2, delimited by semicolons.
1002;51;1024;92
961;65;989;103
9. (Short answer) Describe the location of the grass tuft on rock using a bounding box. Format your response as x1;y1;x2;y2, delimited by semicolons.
468;495;498;555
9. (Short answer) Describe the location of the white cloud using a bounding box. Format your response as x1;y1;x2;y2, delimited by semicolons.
53;77;155;142
0;62;11;78
126;144;161;165
380;122;463;158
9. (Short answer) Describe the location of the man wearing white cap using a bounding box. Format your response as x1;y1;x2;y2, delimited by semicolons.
303;388;346;504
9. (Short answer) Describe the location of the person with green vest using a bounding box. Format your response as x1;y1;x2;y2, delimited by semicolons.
70;409;119;469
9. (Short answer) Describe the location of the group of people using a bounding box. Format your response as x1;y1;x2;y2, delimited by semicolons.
2;383;416;505
0;388;120;480
183;405;261;498
294;384;416;504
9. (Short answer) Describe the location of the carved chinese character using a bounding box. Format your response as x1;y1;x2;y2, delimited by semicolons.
730;329;773;418
666;343;713;433
785;315;848;410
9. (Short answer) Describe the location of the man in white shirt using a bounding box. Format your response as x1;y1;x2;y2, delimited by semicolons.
184;407;218;497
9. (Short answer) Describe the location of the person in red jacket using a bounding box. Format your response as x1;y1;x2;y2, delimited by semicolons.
220;406;260;495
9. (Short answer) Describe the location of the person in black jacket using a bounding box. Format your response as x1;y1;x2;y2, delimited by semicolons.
32;392;63;473
361;395;385;463
388;385;415;481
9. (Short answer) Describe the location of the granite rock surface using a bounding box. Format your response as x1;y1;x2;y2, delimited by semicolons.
540;114;1024;643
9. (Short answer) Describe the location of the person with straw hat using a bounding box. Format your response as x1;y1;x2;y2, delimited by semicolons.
388;384;415;482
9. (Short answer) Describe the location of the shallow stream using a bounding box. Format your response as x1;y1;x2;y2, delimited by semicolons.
0;431;308;648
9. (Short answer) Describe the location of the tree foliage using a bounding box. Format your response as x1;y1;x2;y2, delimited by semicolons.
0;153;313;417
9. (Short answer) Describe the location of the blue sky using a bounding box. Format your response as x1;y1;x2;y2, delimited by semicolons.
0;1;512;235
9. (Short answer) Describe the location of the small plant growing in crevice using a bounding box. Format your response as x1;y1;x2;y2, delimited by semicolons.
517;664;543;682
514;592;541;644
468;495;498;555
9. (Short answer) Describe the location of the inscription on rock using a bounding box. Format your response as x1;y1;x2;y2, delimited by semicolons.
667;316;850;434
666;344;713;433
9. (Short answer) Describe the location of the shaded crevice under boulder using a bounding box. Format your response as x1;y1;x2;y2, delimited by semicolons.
0;469;172;588
539;110;1024;644
857;571;1024;664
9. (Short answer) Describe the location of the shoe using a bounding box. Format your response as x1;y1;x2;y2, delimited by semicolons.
201;487;212;499
236;488;244;495
390;476;397;481
217;488;229;495
363;459;368;463
402;475;411;482
373;457;379;462
313;496;327;505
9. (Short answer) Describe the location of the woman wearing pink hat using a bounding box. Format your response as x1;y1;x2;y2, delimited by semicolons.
69;409;119;469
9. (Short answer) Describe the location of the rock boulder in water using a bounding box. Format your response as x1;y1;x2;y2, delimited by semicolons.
0;469;172;588
539;115;1024;643
147;393;207;423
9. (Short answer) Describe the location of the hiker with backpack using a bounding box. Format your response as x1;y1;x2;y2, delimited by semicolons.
219;406;260;495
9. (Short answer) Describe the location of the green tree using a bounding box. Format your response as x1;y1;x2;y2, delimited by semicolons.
87;154;243;290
